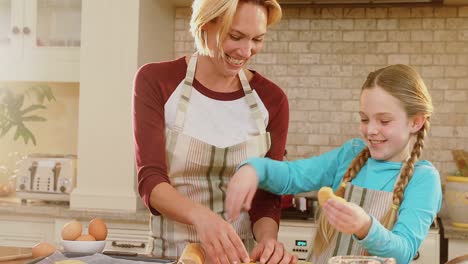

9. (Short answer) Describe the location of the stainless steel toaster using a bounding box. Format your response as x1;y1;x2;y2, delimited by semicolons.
15;154;77;203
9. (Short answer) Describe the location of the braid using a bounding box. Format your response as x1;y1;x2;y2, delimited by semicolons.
336;147;370;198
313;147;370;254
380;120;429;230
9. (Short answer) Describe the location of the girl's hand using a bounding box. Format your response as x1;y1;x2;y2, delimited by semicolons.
225;165;259;221
192;207;250;264
251;238;298;264
322;199;372;239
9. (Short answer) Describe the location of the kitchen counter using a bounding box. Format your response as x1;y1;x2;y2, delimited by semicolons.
0;246;33;264
440;216;468;240
0;196;150;224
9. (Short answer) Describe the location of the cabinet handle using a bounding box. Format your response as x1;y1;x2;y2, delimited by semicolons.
12;26;20;35
22;27;31;35
111;241;146;249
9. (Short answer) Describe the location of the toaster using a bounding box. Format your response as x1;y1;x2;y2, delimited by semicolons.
15;154;77;203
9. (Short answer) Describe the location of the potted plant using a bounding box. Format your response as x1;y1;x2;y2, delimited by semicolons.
0;84;55;145
444;150;468;228
0;84;55;196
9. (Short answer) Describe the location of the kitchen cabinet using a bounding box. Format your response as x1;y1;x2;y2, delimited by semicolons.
413;229;440;264
0;215;150;254
0;215;55;248
448;239;468;260
0;0;81;82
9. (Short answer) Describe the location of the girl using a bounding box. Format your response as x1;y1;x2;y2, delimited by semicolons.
225;64;442;264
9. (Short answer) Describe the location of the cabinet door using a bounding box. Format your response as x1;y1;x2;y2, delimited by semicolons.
0;0;81;82
0;217;55;248
105;228;151;255
21;0;81;81
412;230;440;264
0;0;23;76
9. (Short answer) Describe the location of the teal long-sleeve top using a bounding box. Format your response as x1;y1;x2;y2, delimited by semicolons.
243;138;442;264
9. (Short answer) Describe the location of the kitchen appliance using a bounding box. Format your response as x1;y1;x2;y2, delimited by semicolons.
15;154;77;203
278;219;317;260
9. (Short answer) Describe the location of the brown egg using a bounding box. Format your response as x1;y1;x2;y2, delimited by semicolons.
32;242;56;258
75;234;96;241
61;220;82;241
88;218;107;241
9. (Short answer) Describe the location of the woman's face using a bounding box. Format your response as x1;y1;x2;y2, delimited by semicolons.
204;1;268;77
359;86;417;162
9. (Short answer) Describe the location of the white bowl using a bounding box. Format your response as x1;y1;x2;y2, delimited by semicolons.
61;240;106;254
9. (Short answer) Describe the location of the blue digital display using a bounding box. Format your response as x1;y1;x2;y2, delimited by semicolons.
295;240;307;247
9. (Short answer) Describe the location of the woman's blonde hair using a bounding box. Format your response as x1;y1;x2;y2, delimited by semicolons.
190;0;282;56
313;64;434;254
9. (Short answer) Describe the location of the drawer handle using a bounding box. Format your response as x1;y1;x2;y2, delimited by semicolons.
111;241;146;249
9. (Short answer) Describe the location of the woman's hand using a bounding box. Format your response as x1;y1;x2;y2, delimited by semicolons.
192;207;250;264
322;199;372;239
251;238;298;264
225;165;259;221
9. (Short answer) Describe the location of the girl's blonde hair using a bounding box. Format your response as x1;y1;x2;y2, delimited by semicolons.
313;64;434;254
190;0;282;56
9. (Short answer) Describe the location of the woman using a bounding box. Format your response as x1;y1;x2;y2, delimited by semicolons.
132;0;295;263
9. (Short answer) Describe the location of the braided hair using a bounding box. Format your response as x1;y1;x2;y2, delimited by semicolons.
313;64;433;254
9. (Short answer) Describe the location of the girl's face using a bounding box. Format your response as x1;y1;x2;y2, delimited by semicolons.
359;86;419;162
203;2;267;77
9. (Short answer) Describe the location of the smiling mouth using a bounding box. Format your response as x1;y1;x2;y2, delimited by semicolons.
369;139;386;145
225;54;245;66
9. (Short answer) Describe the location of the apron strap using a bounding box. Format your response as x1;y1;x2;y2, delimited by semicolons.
173;53;197;131
238;69;267;134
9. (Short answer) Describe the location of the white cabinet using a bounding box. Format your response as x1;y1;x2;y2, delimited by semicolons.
0;215;55;248
448;239;468;260
412;229;440;264
0;214;150;254
0;0;81;82
104;222;151;255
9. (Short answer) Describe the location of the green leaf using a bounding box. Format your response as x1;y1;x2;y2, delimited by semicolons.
1;85;55;145
20;104;46;115
0;122;13;137
13;126;21;141
21;115;47;122
22;127;36;145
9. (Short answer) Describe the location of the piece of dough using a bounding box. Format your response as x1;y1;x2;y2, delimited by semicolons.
318;186;346;206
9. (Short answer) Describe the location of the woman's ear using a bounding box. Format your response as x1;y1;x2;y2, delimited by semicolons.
410;114;427;133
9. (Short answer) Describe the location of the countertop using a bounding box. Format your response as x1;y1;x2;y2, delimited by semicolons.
440;216;468;240
0;196;150;224
0;247;33;264
1;195;468;240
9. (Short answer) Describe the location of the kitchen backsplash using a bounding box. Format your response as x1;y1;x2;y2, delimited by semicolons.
174;5;468;182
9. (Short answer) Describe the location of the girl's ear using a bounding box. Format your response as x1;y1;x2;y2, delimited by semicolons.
410;114;427;133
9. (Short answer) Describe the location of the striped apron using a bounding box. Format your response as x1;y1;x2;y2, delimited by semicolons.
150;53;272;258
310;183;394;263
